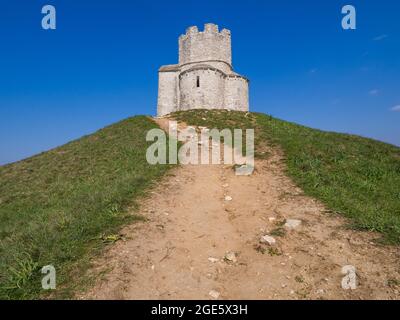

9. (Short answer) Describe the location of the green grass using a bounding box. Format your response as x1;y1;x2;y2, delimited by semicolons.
172;109;400;244
0;116;172;299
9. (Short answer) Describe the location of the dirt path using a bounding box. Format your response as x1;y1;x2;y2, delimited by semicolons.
82;118;400;300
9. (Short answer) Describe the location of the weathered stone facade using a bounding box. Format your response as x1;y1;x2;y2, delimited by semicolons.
157;23;249;116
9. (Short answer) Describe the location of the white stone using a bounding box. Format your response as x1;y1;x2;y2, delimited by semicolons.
208;257;219;263
209;290;220;299
224;195;233;201
260;235;276;245
224;251;237;263
284;219;302;230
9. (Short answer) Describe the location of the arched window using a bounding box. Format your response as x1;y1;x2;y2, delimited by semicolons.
196;76;200;88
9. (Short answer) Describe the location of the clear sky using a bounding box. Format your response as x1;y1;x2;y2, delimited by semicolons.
0;0;399;165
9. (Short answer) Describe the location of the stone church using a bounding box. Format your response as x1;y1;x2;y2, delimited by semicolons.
157;23;249;116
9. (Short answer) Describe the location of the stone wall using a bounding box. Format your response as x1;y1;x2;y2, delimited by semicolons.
179;66;225;110
157;67;179;116
224;76;249;111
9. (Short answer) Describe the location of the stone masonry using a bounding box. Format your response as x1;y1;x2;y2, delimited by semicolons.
157;23;249;116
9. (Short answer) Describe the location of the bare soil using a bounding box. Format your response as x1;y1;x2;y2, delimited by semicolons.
81;118;400;300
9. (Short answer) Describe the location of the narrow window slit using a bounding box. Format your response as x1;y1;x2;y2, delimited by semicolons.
196;76;200;88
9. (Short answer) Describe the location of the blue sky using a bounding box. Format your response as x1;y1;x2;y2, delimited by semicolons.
0;0;399;165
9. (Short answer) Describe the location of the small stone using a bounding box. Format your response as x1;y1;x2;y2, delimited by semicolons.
290;290;295;295
202;117;207;121
151;265;155;271
224;251;237;263
209;290;220;299
260;235;276;245
281;284;287;288
284;219;302;230
317;289;325;295
222;184;229;188
268;217;276;222
225;196;233;201
208;257;219;263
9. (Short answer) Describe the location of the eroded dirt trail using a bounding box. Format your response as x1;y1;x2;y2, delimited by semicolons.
83;119;399;300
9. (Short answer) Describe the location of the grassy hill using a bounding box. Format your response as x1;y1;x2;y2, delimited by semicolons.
1;110;399;299
0;116;173;299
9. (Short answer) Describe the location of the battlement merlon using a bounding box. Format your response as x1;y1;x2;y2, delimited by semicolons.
179;23;231;39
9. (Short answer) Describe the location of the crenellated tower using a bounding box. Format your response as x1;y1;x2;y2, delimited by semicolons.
178;23;232;68
157;23;249;116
